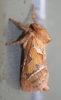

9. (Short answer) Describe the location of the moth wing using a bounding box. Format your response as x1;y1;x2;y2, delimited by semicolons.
21;36;49;92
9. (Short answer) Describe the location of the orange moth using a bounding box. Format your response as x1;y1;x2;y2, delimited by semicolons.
6;5;51;92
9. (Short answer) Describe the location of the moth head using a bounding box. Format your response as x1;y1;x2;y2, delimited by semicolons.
30;23;52;44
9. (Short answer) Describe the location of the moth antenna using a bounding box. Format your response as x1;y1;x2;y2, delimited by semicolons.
5;33;29;46
9;18;32;32
32;4;38;24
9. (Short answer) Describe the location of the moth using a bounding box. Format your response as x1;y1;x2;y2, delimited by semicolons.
6;5;51;92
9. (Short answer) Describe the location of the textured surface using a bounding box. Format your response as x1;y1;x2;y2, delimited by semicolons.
0;0;61;100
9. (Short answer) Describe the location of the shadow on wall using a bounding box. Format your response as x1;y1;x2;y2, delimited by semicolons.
4;20;26;90
4;3;32;90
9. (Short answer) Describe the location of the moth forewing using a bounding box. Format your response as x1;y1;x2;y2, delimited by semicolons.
21;32;50;92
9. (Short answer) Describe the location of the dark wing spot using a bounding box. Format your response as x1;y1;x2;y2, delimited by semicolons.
27;55;32;63
36;85;38;87
36;64;42;69
25;70;37;80
25;73;32;80
33;86;35;88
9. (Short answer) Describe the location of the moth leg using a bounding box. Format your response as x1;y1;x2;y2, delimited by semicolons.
6;41;20;46
6;33;29;46
9;18;32;32
32;4;38;24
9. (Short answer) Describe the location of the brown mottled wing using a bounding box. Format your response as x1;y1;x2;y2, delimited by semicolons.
21;36;49;92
